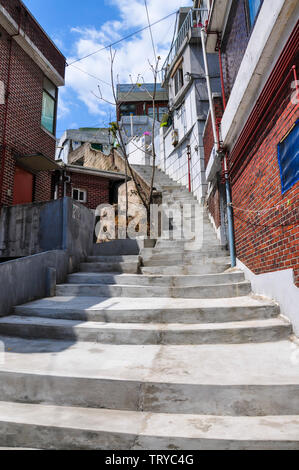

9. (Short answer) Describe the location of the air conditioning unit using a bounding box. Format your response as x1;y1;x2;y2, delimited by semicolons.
172;129;179;147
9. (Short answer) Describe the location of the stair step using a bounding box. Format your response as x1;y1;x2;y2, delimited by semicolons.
14;295;280;324
86;256;140;262
55;281;252;299
0;401;298;449
141;264;231;275
80;262;140;274
0;316;290;345
142;254;230;267
0;339;298;416
68;272;245;286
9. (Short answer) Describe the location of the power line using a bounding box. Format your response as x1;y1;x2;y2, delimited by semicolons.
144;0;157;64
67;10;177;67
69;64;111;87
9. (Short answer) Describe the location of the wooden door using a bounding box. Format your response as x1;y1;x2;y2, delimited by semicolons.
13;166;34;205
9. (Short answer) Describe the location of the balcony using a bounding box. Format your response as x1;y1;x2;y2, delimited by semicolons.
162;8;208;83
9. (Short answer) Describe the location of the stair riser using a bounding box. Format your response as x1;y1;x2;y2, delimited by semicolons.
55;283;252;299
142;258;228;267
0;423;298;450
86;256;140;262
0;372;297;416
142;248;227;256
141;265;231;275
67;273;245;287
80;263;139;274
14;305;280;324
0;323;290;345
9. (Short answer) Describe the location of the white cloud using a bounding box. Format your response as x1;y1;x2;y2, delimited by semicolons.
57;88;71;119
64;0;193;119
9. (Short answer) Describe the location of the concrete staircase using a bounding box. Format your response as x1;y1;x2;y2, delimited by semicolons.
0;170;298;449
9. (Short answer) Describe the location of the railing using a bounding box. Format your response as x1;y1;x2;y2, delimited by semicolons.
162;8;208;82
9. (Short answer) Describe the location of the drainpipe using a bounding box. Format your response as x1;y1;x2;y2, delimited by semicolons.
0;7;22;207
201;27;236;267
187;145;192;192
200;27;218;146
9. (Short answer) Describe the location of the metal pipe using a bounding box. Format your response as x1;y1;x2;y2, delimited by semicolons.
223;155;236;267
201;27;218;147
201;26;236;267
187;145;192;192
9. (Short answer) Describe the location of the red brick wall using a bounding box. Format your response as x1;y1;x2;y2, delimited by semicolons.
0;24;59;205
207;184;221;229
66;171;110;210
232;88;299;285
0;0;65;77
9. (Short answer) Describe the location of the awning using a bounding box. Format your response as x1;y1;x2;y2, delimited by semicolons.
14;153;61;172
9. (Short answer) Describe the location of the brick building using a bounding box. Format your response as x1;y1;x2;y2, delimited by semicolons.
203;0;299;329
53;164;126;211
0;0;65;207
116;83;168;122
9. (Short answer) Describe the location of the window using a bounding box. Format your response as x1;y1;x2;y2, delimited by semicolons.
148;107;159;121
91;143;103;151
277;120;299;193
41;77;57;134
119;104;136;116
72;188;87;203
158;107;169;122
174;66;184;96
148;106;169;122
246;0;263;28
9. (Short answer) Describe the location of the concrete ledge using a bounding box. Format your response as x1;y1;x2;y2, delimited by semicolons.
0;250;68;318
236;259;299;336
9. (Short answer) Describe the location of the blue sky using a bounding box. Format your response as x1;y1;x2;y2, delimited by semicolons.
23;0;192;137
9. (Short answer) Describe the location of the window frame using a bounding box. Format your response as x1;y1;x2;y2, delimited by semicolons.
119;103;137;117
72;188;87;203
41;77;58;136
277;119;299;194
174;66;184;96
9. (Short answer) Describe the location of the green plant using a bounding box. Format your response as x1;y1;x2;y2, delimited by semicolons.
160;113;170;128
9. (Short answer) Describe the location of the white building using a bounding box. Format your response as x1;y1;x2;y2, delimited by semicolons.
159;5;221;203
56;128;111;164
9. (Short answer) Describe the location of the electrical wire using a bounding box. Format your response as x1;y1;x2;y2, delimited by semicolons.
144;0;157;64
67;11;178;67
69;64;111;87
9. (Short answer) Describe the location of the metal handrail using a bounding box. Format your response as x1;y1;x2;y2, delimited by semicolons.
162;8;208;82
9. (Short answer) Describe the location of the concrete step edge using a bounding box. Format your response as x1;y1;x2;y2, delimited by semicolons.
0;402;299;449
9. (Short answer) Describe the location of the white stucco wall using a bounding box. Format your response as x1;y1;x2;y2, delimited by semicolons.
237;259;299;336
161;84;207;202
